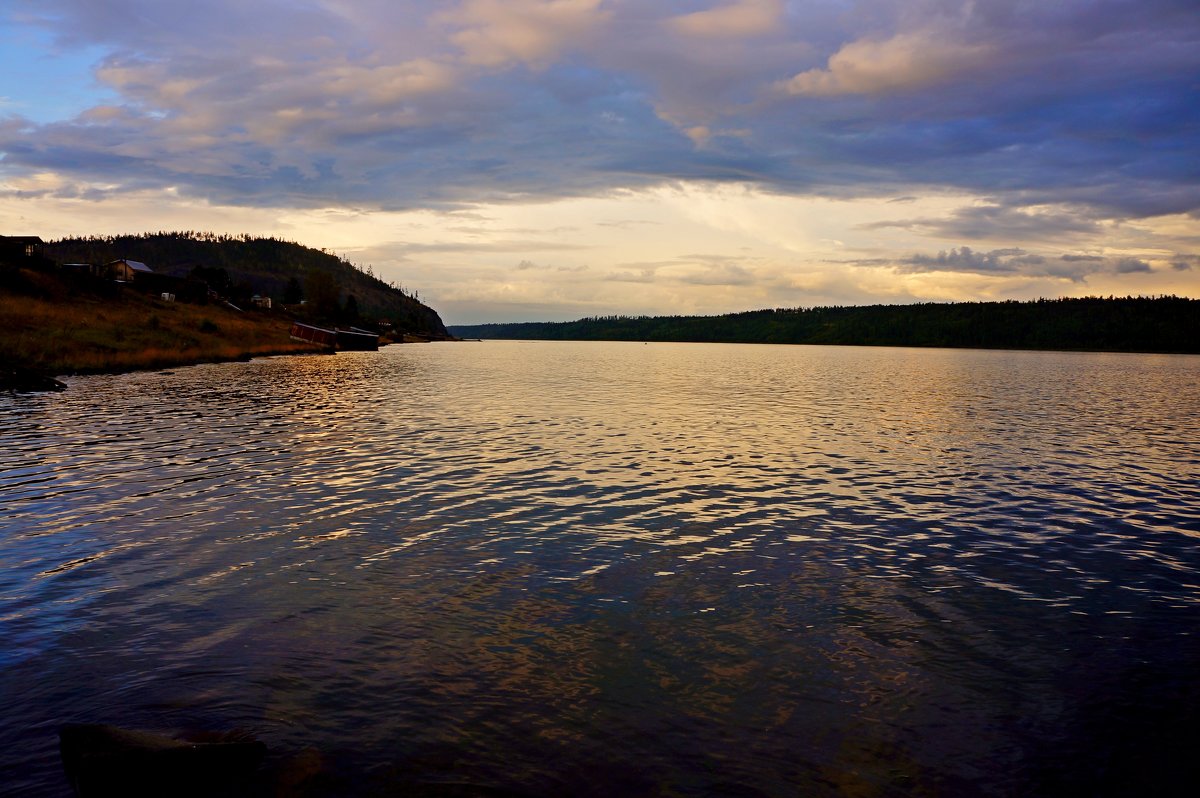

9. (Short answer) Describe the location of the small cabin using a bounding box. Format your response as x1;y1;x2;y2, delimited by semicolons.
107;259;153;282
0;235;48;269
62;262;107;279
0;235;44;258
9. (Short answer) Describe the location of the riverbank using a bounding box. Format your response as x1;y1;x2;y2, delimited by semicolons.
0;267;326;389
451;296;1200;354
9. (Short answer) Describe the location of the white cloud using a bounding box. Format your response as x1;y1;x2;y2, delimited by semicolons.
668;0;783;39
439;0;610;68
777;30;995;97
320;59;457;106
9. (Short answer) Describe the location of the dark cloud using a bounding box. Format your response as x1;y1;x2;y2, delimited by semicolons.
1114;257;1151;273
862;203;1103;241
891;246;1168;280
1;0;1198;222
900;246;1043;275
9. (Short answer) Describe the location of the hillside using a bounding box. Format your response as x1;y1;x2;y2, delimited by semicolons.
46;231;448;337
450;297;1200;354
0;265;324;379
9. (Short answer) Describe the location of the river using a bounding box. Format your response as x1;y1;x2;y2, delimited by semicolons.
2;341;1199;796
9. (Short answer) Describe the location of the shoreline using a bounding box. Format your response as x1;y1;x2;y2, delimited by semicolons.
1;276;460;393
2;346;333;393
1;269;333;392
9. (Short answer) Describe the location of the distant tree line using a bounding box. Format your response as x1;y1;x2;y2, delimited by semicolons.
450;297;1200;354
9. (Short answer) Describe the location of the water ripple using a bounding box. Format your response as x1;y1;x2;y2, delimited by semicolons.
2;343;1200;795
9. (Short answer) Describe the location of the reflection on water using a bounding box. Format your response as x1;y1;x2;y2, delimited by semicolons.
2;341;1200;796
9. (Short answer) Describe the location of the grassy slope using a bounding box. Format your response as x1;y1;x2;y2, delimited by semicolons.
1;268;323;377
45;232;449;337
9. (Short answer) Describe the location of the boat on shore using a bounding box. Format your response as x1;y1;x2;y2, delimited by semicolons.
289;321;379;351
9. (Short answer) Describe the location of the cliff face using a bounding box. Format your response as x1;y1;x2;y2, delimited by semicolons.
46;232;449;337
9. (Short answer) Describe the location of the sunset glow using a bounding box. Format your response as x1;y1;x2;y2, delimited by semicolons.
2;1;1197;323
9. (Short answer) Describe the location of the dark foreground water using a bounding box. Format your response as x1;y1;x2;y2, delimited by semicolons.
2;341;1200;796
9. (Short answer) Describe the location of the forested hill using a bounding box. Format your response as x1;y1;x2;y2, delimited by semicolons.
450;297;1200;354
47;231;448;337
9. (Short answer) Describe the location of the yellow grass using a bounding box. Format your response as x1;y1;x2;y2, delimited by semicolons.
0;277;324;376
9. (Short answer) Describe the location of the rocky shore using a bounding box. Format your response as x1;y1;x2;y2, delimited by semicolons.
0;366;67;393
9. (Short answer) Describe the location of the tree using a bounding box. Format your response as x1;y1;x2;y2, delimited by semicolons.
284;276;302;304
343;294;359;322
189;265;230;294
306;271;340;319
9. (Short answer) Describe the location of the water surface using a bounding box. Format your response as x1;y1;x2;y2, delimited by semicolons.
3;341;1199;796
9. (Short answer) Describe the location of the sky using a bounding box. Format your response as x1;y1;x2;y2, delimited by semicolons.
1;1;1198;324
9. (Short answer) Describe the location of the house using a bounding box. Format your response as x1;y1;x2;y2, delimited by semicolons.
133;271;209;303
62;262;104;278
250;295;272;309
107;259;154;282
1;235;44;259
0;235;48;268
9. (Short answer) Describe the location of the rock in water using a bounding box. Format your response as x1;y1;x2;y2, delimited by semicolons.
0;366;66;392
59;723;266;797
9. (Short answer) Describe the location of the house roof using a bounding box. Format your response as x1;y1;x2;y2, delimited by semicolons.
109;259;153;272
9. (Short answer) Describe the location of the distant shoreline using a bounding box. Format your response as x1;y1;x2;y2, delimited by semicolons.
450;297;1200;355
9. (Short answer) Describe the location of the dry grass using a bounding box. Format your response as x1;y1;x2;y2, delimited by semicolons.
0;272;324;376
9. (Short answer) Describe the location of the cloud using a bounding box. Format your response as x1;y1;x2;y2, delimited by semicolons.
606;268;657;284
677;260;756;286
508;257;585;273
900;246;1041;275
668;0;783;40
862;203;1104;241
605;254;759;287
1113;257;1151;273
391;239;593;254
597;218;660;229
1;0;1199;229
777;30;995;97
439;0;610;68
891;246;1170;281
89;52;459;152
